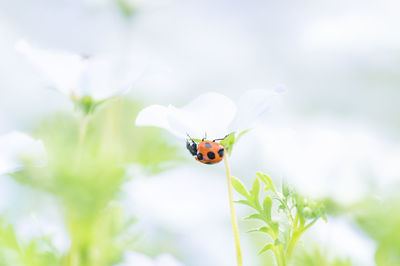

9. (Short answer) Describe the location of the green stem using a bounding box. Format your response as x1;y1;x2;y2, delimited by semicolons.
78;115;89;145
224;155;243;266
276;246;287;266
285;230;302;262
302;218;318;232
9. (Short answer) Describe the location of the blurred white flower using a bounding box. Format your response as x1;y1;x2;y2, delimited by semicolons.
15;39;137;103
14;209;70;254
86;0;172;11
255;117;400;204
307;217;376;266
117;251;185;266
0;131;47;175
136;89;283;139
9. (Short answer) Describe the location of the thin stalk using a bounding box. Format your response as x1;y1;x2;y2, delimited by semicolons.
74;115;89;170
270;230;286;266
78;115;89;145
302;218;318;232
285;230;302;262
223;155;243;266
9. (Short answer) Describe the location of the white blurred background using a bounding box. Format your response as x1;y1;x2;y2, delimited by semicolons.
1;0;399;265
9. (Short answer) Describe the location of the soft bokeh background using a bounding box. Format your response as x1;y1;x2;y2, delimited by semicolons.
1;0;399;265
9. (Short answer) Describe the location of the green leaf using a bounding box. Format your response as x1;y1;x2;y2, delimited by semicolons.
258;243;274;255
244;213;265;222
256;172;276;193
282;182;290;198
263;196;272;220
250;178;261;210
234;200;252;208
236;129;250;141
231;177;250;199
248;226;274;237
271;221;279;234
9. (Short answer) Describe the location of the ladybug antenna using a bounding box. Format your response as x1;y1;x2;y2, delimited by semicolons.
213;134;229;142
186;133;195;142
202;132;207;141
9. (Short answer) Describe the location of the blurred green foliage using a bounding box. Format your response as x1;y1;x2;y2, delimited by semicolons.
114;0;138;19
6;99;182;265
295;247;353;266
232;172;326;266
353;194;400;266
0;218;60;266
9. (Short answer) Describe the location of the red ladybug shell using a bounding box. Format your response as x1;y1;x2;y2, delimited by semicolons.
195;141;225;164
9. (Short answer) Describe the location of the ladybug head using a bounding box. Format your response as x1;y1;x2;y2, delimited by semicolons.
186;139;198;156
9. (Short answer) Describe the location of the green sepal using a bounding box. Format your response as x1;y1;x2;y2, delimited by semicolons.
73;95;108;115
220;132;236;156
115;0;138;18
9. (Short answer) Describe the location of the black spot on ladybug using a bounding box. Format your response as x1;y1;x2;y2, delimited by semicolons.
197;153;203;160
207;151;215;159
205;142;212;149
218;148;224;158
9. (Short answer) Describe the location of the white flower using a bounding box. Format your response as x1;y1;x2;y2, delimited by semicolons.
15;39;137;102
0;131;47;175
116;251;185;266
255;117;400;204
86;0;172;11
135;89;283;140
307;217;376;266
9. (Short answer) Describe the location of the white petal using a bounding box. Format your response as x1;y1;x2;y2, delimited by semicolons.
117;251;184;266
15;39;87;96
0;131;47;175
79;57;134;101
229;88;284;132
135;105;184;138
136;92;236;139
155;254;185;266
171;92;236;139
117;251;154;266
166;104;204;139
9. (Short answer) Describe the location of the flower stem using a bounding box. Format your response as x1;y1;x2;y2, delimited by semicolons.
223;155;243;266
78;115;89;145
286;230;302;262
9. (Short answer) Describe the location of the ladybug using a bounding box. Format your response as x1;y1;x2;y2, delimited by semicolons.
186;135;226;164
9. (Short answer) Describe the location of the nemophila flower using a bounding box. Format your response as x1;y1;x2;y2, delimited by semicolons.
15;39;139;113
136;89;283;156
136;89;283;266
0;131;47;175
117;251;184;266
